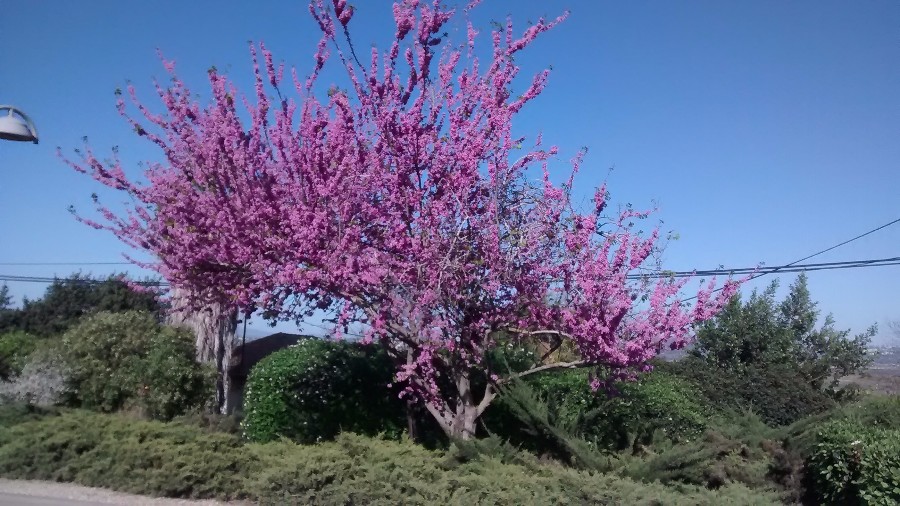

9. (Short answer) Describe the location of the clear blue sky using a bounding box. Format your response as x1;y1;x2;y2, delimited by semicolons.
1;1;898;342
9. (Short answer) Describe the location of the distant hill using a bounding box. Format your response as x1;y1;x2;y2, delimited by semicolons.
871;346;900;369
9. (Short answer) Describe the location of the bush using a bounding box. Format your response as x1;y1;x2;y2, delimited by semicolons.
608;371;710;448
783;396;900;457
661;359;835;426
616;410;811;503
485;379;622;470
242;339;406;443
62;311;211;419
0;402;60;428
806;420;900;505
494;368;710;452
0;331;38;380
0;409;783;504
620;428;775;490
173;410;243;435
247;432;779;505
840;396;900;428
0;410;252;499
0;346;70;406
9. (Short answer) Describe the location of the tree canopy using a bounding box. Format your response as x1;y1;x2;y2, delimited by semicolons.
691;273;875;391
65;0;738;438
0;274;161;337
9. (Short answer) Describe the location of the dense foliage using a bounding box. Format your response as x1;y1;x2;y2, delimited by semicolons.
242;339;406;443
0;408;250;499
692;273;874;393
617;411;792;494
0;355;896;505
661;360;836;426
0;331;38;380
0;407;782;505
806;420;900;505
0;277;166;405
493;368;709;453
62;311;210;419
663;273;876;426
0;274;161;337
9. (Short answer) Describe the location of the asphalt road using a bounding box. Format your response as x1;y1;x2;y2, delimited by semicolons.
0;480;238;506
0;492;100;505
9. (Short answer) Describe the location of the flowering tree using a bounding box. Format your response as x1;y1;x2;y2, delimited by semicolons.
65;0;739;439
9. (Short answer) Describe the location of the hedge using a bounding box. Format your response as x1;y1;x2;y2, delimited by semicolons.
0;408;783;505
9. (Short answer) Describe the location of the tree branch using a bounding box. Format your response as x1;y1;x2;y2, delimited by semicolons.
506;327;575;341
474;383;496;418
539;336;563;363
497;359;589;385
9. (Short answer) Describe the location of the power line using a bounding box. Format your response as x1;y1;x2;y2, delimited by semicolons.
0;262;132;266
2;218;897;294
630;256;900;279
0;274;167;286
1;255;898;287
780;217;900;268
679;216;900;302
2;256;895;278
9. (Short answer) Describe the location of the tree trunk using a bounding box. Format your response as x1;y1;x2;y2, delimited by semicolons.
449;402;480;441
426;369;494;441
405;400;419;441
166;288;238;414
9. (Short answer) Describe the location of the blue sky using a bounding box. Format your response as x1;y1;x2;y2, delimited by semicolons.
1;1;898;342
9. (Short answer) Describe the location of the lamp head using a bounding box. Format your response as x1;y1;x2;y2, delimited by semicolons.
0;106;38;144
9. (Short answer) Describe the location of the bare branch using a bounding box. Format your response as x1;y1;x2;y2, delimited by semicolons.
474;383;496;417
497;360;589;385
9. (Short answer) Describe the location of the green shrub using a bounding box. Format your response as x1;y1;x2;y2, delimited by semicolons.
806;420;900;505
62;311;210;419
840;395;900;428
0;331;38;380
485;380;622;470
173;410;243;435
0;409;784;504
0;402;60;428
497;368;710;452
242;339;406;443
610;371;710;447
782;396;900;458
661;359;835;426
620;429;774;489
613;409;819;503
0;410;253;499
247;432;780;505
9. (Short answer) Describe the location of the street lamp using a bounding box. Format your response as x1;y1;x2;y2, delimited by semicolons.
0;105;38;144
